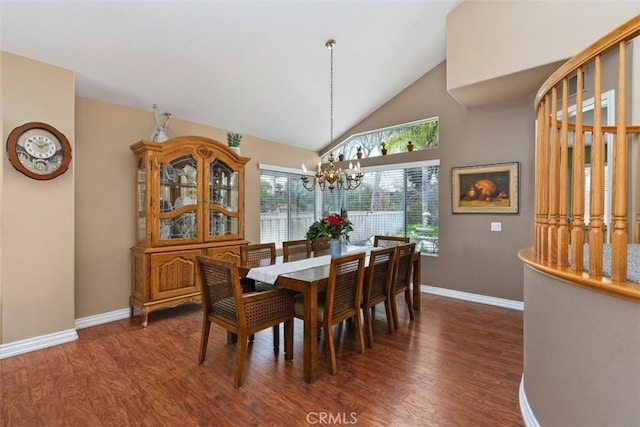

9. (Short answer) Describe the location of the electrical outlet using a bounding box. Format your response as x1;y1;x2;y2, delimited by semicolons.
491;222;502;232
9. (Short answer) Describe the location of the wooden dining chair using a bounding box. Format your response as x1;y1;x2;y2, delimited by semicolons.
196;255;294;388
312;237;331;257
294;252;366;375
373;235;409;248
390;243;415;330
361;247;396;348
239;242;280;349
240;243;276;269
282;239;311;262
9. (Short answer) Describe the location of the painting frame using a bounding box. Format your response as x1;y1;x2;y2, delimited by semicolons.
452;162;519;214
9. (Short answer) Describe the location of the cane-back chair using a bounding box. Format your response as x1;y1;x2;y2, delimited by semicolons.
373;235;409;248
312;237;331;257
294;252;366;375
361;247;396;348
197;255;294;388
283;239;311;262
239;243;280;348
390;243;415;330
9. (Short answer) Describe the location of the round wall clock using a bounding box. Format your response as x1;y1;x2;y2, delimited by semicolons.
6;122;72;180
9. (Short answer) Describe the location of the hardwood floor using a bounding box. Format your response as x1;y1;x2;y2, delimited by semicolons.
1;294;523;426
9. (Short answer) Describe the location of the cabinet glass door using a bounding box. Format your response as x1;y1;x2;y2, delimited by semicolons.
207;159;239;238
157;155;199;243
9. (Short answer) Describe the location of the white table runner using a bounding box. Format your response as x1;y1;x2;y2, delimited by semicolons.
246;255;332;285
246;246;375;285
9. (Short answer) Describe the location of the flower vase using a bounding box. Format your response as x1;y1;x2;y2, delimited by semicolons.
329;239;342;257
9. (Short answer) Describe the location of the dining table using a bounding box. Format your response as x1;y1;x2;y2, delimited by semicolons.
237;246;421;383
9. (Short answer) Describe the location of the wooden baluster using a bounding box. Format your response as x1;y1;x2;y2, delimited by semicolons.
548;87;560;264
535;102;544;257
558;78;570;266
570;67;586;272
588;55;604;276
539;95;551;261
611;41;628;282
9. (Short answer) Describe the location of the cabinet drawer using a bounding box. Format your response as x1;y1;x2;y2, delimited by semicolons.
205;245;242;262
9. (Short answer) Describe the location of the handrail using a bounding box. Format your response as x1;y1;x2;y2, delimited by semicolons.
529;14;640;296
535;15;640;108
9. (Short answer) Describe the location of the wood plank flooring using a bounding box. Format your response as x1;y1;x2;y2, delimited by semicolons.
1;294;523;426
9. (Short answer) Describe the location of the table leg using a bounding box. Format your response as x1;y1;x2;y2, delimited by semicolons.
412;256;421;311
303;284;319;383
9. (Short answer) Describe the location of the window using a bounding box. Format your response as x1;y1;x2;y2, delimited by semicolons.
321;160;439;255
322;117;439;162
259;161;439;255
259;165;317;248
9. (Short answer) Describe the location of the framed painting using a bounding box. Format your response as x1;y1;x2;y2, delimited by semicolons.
452;162;519;214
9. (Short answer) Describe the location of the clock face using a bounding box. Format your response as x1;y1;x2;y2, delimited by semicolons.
6;122;72;180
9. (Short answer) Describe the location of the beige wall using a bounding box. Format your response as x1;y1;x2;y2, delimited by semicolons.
74;97;318;318
332;61;534;302
1;53;76;342
447;2;640;107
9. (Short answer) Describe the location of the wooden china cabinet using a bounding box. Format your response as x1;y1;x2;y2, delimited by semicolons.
130;136;249;327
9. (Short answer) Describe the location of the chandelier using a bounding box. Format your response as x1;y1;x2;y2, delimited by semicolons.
301;39;363;192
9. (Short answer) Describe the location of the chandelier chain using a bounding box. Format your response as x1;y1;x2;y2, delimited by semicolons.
330;40;334;144
300;38;362;192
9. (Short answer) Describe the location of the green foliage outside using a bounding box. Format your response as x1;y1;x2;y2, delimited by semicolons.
323;118;439;162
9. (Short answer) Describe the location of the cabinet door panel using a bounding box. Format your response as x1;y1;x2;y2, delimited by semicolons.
205;159;242;240
155;153;200;246
150;250;200;300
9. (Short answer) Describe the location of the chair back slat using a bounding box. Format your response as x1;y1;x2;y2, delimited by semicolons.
326;253;365;321
394;243;415;293
365;247;396;305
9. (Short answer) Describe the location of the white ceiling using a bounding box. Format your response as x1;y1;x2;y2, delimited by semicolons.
1;0;463;152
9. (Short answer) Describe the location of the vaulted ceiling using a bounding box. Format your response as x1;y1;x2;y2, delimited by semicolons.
1;0;463;151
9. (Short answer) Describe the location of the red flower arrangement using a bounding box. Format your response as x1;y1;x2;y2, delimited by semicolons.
306;209;353;243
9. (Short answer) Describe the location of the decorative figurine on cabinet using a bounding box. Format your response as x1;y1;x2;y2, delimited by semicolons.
150;104;172;142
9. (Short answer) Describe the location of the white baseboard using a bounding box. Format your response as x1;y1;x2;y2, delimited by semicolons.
519;375;541;427
422;284;524;311
74;308;131;330
0;328;78;359
0;308;131;359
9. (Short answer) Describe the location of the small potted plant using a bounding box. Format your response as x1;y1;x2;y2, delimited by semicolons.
381;142;388;155
407;140;414;152
226;132;242;155
356;146;363;159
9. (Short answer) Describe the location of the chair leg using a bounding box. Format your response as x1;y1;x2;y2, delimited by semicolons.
384;300;394;333
362;306;374;349
405;289;415;321
353;311;365;355
233;333;248;388
199;319;211;363
325;324;337;375
284;320;293;361
391;292;400;331
272;324;280;354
